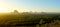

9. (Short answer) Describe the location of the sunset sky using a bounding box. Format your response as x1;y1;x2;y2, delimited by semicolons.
0;0;60;12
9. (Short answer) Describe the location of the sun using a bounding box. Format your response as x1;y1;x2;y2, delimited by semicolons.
0;8;8;12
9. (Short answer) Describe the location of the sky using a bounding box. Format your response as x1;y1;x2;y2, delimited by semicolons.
0;0;60;12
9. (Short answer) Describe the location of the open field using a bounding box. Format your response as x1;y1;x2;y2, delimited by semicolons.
0;13;60;27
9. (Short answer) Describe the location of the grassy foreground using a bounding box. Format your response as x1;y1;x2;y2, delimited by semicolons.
0;13;60;27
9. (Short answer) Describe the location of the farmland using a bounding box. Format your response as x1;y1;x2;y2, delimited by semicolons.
0;12;60;27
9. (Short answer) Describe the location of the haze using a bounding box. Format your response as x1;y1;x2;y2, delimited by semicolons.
0;0;60;12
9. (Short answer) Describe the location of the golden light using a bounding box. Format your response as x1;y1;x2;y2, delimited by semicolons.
0;8;8;12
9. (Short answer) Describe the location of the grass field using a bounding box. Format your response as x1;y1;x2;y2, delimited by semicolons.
0;12;60;27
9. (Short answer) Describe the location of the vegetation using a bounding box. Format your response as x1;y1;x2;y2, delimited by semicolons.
0;12;60;27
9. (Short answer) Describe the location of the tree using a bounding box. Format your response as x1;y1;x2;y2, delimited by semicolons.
14;10;19;13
